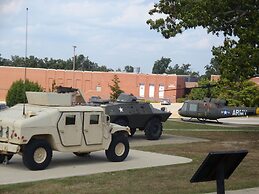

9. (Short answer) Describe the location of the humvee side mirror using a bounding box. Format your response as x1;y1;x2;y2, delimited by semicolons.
106;116;110;124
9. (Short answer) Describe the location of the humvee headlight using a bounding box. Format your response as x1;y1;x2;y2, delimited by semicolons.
6;126;9;137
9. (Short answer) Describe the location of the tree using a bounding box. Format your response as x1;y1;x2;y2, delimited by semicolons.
167;63;199;76
152;57;171;74
6;79;43;107
147;0;259;81
203;55;221;79
109;75;124;100
187;79;219;100
124;65;134;72
1;54;113;72
211;39;256;82
216;79;259;107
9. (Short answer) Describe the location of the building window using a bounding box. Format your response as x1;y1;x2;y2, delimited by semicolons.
90;115;99;125
149;84;155;98
139;83;145;97
96;86;101;92
159;85;164;98
65;115;76;125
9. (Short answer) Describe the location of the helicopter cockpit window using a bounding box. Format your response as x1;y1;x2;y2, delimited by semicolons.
181;103;188;111
189;104;198;112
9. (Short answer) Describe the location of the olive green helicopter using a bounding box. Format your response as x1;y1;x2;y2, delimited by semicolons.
164;84;259;122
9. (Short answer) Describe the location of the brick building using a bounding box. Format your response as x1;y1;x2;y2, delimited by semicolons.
0;66;187;102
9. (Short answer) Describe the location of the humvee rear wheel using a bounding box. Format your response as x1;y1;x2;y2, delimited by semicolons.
22;139;52;170
105;133;129;162
144;118;162;140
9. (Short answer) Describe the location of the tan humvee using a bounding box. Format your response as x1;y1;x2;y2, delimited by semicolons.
0;91;130;170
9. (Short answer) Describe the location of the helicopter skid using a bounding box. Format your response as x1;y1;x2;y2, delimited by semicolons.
181;117;223;124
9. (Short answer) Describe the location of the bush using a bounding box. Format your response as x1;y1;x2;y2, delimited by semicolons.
6;79;43;107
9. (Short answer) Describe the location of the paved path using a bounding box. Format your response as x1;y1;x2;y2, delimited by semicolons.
218;117;259;125
129;133;209;147
0;134;206;185
207;187;259;194
0;150;191;185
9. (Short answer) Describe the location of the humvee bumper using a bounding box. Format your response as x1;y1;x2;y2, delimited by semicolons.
0;142;20;154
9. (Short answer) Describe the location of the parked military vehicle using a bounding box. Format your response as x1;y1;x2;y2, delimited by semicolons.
56;87;171;140
100;93;171;140
0;91;130;170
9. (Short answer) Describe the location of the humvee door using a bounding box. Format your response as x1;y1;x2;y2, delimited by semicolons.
83;112;103;145
58;112;83;146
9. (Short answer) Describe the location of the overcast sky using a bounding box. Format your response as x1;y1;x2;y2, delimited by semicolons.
0;0;225;74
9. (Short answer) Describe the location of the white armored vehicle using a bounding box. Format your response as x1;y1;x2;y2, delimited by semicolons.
0;91;130;170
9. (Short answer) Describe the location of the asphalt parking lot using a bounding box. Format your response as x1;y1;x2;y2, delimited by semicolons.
0;133;206;185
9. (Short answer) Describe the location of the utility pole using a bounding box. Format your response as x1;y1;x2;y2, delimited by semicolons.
72;45;76;70
72;46;76;88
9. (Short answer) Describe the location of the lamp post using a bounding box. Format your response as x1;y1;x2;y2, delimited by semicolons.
72;45;76;70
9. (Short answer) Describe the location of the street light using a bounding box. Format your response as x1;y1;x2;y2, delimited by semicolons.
73;45;76;70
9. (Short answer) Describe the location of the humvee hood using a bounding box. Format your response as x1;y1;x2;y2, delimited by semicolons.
0;104;58;129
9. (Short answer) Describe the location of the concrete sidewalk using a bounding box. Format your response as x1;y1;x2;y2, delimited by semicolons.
0;150;192;185
207;187;259;194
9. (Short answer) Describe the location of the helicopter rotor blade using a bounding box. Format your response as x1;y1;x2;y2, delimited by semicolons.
162;83;217;92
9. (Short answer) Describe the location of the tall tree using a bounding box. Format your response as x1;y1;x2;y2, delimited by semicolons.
0;54;112;72
152;57;171;74
204;53;221;79
147;0;259;81
109;75;124;100
124;65;134;72
167;63;199;76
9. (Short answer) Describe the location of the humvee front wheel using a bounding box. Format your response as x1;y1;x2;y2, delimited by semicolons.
144;118;162;140
105;133;129;162
22;139;52;170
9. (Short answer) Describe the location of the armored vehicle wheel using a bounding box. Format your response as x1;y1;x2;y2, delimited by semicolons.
105;133;129;162
22;139;52;170
0;154;13;163
144;118;162;140
130;128;136;137
73;152;91;157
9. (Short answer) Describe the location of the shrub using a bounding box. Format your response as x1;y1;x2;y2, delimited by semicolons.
6;79;43;106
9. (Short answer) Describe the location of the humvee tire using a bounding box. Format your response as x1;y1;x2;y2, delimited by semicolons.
144;118;162;140
22;139;53;170
105;133;129;162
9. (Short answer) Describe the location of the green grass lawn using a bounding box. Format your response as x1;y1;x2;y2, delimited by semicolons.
0;120;259;194
164;118;259;131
